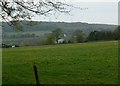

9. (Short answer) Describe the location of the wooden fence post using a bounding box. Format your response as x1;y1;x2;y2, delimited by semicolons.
33;65;40;86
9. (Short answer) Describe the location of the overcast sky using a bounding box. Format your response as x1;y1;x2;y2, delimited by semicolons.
32;0;119;25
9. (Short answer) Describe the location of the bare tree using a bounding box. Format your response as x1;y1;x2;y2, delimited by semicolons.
0;0;71;29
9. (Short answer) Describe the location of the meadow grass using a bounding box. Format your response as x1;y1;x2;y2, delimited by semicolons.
2;41;118;84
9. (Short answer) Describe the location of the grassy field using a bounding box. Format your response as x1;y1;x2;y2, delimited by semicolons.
0;49;2;85
2;41;118;84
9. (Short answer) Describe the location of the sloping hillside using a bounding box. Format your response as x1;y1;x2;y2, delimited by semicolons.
2;21;117;45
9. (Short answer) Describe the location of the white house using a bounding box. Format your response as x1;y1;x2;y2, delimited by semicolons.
58;38;64;44
12;45;15;48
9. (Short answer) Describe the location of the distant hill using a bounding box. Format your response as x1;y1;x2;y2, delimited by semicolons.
2;21;117;45
3;21;117;33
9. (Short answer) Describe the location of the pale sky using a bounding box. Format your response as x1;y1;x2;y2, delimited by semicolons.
33;0;119;25
62;0;119;2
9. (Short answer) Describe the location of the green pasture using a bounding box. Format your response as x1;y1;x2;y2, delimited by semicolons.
2;41;118;84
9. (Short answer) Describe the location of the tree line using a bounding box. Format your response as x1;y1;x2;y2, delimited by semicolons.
44;26;120;45
2;26;120;47
87;26;120;41
3;33;39;39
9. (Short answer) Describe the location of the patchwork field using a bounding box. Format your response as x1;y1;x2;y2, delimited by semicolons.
2;41;118;84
